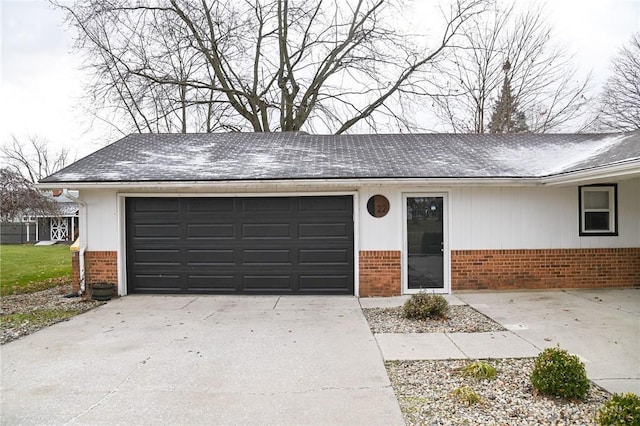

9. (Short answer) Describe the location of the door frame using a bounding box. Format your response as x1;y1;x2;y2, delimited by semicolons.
402;192;450;294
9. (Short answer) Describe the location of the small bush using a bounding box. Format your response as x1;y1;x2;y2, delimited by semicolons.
459;360;497;380
530;346;590;400
451;386;481;406
596;393;640;426
403;292;449;320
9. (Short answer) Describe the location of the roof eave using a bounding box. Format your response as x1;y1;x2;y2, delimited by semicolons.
541;159;640;186
37;176;544;190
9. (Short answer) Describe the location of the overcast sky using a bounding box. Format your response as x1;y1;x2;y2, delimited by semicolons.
1;0;639;161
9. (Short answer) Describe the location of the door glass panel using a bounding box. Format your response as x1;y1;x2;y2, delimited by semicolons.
407;197;444;289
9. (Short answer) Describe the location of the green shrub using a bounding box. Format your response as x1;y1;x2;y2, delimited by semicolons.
403;292;449;320
596;393;640;426
451;386;481;406
459;360;497;380
530;346;589;400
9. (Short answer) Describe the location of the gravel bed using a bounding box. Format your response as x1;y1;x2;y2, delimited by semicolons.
387;358;609;426
1;285;103;344
363;305;506;333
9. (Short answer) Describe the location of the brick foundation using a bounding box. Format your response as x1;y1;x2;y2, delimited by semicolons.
71;251;118;294
451;248;640;291
71;252;80;292
359;250;401;296
71;248;638;296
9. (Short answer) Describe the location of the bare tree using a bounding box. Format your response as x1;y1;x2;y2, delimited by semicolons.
431;2;591;133
56;0;486;135
0;168;59;221
596;33;640;131
57;0;228;135
1;135;73;183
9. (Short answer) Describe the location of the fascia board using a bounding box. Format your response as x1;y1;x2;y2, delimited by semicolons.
541;160;640;186
37;177;544;191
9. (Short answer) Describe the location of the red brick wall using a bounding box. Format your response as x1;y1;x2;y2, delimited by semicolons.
71;252;80;292
359;250;401;296
71;251;118;294
451;248;640;291
71;248;638;296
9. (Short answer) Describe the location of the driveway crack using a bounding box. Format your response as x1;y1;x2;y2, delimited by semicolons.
64;357;150;425
181;297;198;310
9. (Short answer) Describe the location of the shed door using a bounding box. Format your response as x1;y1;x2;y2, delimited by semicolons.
126;196;354;295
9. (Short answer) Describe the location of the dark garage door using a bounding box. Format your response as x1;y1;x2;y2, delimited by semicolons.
126;196;354;294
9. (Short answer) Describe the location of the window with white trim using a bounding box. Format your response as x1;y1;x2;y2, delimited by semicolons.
579;185;617;236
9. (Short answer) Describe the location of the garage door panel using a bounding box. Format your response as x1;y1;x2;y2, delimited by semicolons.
243;275;293;291
126;196;353;294
133;198;180;213
188;275;235;292
188;249;235;265
299;275;350;291
242;223;291;239
133;274;182;292
241;197;291;212
187;223;235;239
299;249;350;265
298;196;350;213
133;224;181;239
134;249;181;265
187;198;234;212
242;249;292;265
299;223;349;238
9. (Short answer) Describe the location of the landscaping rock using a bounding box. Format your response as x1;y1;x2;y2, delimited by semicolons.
363;305;506;333
0;285;102;344
386;358;609;426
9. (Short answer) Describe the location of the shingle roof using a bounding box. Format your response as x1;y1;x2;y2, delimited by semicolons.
41;132;640;183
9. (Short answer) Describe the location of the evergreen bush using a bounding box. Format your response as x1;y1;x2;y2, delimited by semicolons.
530;346;589;400
596;393;640;426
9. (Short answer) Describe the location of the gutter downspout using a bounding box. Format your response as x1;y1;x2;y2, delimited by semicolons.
63;189;87;296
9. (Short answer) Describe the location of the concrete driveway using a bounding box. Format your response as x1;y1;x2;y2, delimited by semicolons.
457;288;640;394
1;296;404;425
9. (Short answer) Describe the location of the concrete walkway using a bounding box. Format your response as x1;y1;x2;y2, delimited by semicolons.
361;289;640;394
1;296;404;425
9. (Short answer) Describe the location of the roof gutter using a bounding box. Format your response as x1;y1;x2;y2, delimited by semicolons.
541;159;640;186
38;177;544;190
62;190;87;296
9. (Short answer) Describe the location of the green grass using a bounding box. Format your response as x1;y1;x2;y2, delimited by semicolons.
0;244;72;295
1;309;81;326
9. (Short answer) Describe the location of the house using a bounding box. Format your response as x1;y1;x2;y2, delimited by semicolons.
0;190;79;244
39;132;640;297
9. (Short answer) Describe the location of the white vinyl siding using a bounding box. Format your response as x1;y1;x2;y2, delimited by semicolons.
447;178;638;249
80;177;640;254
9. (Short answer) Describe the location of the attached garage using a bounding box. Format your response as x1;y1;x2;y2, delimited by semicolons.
39;132;640;297
125;196;354;295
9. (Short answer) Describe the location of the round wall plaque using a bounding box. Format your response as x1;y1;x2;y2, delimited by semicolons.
367;195;390;218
